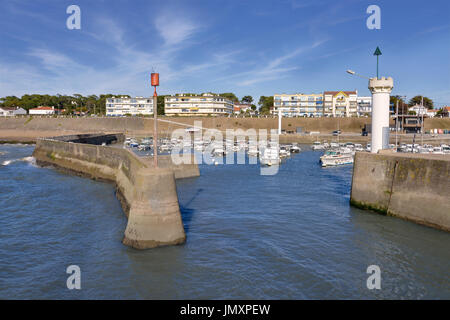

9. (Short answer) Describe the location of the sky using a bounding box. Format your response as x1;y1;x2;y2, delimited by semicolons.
0;0;449;107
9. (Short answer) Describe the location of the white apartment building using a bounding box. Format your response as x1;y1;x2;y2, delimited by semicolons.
164;93;233;116
106;97;154;116
323;91;358;117
357;96;372;116
272;93;323;117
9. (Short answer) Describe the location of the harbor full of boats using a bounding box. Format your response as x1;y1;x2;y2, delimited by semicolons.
123;136;450;168
123;136;303;166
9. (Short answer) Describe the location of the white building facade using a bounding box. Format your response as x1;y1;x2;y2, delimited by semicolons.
164;93;233;116
323;91;358;117
0;107;27;116
408;104;437;117
29;106;55;115
233;103;252;114
272;93;323;117
106;97;154;116
357;96;372;116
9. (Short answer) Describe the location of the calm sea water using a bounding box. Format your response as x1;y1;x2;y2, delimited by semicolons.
0;144;449;299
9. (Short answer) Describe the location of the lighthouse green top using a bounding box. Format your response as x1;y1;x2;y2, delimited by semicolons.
373;47;382;56
373;46;382;79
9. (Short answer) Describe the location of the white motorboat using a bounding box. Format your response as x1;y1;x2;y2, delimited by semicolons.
138;144;151;151
330;142;339;149
279;146;291;158
320;150;354;167
312;141;325;150
159;143;171;151
290;143;301;153
247;145;259;156
260;146;280;166
442;145;450;154
211;142;225;156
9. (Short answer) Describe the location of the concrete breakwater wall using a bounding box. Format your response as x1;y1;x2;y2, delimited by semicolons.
351;152;450;232
2;116;450;134
1;116;372;133
32;133;200;249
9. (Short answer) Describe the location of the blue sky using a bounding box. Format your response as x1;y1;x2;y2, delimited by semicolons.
1;0;449;106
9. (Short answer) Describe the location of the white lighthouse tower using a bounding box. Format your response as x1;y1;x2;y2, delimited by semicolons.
369;76;394;153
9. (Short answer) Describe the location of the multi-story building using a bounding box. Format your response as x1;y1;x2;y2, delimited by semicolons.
323;91;358;117
357;96;372;116
164;93;233;116
272;93;323;117
105;96;153;116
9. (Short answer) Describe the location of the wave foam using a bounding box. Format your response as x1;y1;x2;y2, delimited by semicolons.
1;156;36;166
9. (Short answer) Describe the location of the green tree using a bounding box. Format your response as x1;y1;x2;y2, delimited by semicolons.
241;95;253;104
86;95;98;114
157;95;166;115
258;96;273;114
390;95;409;114
219;92;239;102
409;95;434;109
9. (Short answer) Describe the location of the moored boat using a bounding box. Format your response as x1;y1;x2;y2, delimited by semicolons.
320;150;354;167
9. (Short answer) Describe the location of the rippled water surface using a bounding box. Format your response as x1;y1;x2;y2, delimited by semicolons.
0;145;449;299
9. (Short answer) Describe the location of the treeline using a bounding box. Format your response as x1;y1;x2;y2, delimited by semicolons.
0;94;129;115
0;93;263;115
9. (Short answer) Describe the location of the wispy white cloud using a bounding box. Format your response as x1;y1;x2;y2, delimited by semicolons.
289;0;328;10
215;39;327;87
416;24;450;36
28;49;79;71
154;11;200;46
1;8;228;97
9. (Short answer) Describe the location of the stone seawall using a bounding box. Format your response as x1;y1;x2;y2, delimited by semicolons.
32;134;200;249
2;115;449;133
351;152;450;231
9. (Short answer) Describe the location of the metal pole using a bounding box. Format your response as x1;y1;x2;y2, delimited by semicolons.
421;96;424;147
395;100;398;150
377;55;379;79
278;107;281;135
153;91;158;167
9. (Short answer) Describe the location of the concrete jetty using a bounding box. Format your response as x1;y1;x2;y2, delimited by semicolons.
32;133;200;249
351;151;450;232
